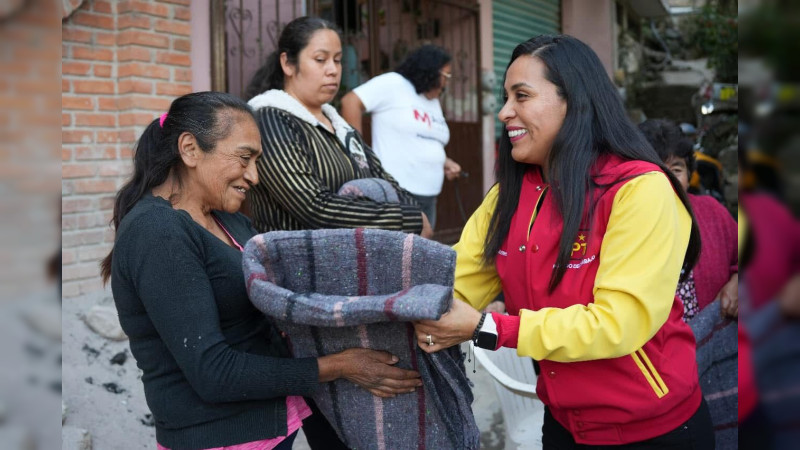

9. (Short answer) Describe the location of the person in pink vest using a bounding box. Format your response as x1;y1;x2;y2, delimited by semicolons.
413;35;713;448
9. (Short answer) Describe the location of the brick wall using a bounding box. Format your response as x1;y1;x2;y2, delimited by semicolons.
62;0;193;298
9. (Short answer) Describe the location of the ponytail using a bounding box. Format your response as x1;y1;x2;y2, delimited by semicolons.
243;51;284;99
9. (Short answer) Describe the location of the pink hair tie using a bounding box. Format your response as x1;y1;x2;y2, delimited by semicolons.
159;112;168;128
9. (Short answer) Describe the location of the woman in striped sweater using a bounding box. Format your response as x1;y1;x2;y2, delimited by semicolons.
242;16;432;448
243;16;432;239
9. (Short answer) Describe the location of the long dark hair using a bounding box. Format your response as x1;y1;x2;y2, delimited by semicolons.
243;16;341;100
395;44;451;94
485;35;701;292
100;91;255;284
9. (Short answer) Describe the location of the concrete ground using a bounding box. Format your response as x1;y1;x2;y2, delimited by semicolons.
62;289;507;449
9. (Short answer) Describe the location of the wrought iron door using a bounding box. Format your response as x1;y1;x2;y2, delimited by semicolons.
211;0;483;242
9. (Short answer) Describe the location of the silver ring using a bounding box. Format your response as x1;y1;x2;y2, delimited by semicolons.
426;334;434;346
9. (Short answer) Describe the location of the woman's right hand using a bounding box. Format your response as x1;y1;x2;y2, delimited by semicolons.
318;348;422;398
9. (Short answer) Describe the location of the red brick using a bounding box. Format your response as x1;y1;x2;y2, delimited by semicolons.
62;61;92;75
117;30;169;48
62;96;94;110
156;82;192;96
62;197;96;214
62;214;78;231
75;113;116;127
62;163;98;178
173;38;190;52
94;64;112;77
73;46;114;62
98;97;118;111
75;146;117;160
98;161;133;177
62;28;92;43
118;95;172;111
118;62;170;79
95;32;115;46
63;78;70;92
118;46;152;62
77;212;110;229
120;112;159;126
62;130;93;144
72;11;114;30
62;229;107;247
118;14;151;30
63;148;73;161
74;179;118;194
173;5;190;21
79;244;114;262
63;262;102;281
156;50;190;66
99;195;116;210
96;131;123;143
118;79;153;94
159;0;190;5
175;68;192;82
62;249;77;265
118;1;169;17
155;19;191;36
119;130;138;143
73;80;114;94
93;0;113;13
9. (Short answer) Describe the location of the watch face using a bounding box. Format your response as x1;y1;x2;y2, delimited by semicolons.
477;331;497;350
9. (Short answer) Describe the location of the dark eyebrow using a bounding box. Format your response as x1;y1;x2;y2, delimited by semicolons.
510;82;533;91
314;50;343;57
238;145;261;155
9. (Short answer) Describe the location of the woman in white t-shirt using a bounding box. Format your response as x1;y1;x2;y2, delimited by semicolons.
342;45;461;228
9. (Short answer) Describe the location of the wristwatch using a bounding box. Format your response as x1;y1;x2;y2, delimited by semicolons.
472;312;498;350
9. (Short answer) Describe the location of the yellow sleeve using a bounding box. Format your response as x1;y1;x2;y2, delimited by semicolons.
453;185;503;311
517;172;691;362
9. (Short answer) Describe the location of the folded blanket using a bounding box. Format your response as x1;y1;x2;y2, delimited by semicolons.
243;228;480;450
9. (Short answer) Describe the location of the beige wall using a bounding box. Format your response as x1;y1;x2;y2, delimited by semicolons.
561;0;615;78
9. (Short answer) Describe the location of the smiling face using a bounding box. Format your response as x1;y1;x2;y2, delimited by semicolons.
282;29;342;110
193;111;262;214
498;56;567;168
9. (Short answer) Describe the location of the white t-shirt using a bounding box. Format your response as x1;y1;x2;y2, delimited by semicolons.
353;72;450;196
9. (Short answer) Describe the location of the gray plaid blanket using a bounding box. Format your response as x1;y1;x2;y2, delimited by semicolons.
243;228;479;450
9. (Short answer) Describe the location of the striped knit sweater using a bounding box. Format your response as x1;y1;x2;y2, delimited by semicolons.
247;90;423;234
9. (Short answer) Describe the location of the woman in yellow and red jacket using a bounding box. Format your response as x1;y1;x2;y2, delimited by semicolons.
413;35;713;448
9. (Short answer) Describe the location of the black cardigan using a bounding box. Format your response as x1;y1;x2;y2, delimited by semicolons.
111;194;319;449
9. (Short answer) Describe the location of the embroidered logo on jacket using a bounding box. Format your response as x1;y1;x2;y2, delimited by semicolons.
570;232;588;259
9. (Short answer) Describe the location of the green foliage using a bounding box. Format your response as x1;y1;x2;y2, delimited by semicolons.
687;5;738;83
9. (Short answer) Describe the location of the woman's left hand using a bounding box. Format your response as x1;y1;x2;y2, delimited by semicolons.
444;158;462;181
413;298;482;353
718;274;738;318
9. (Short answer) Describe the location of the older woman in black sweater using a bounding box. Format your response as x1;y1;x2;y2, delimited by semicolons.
100;92;421;450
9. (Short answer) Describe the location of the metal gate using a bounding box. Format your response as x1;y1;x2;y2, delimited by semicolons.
211;0;483;243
